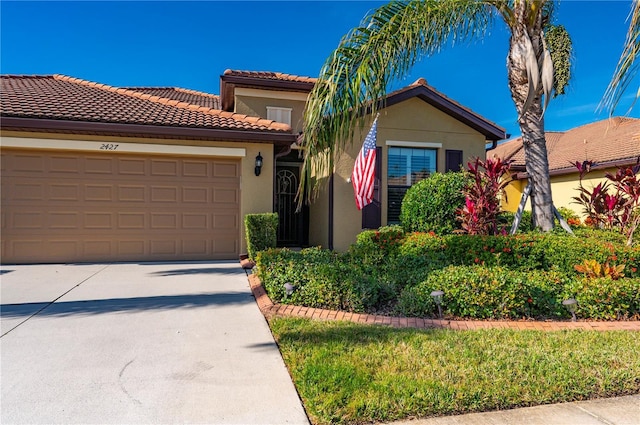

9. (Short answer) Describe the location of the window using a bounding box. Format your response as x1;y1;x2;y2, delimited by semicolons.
387;147;437;223
266;107;292;126
445;150;463;172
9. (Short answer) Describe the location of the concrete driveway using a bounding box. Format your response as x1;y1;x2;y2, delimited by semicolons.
0;262;309;424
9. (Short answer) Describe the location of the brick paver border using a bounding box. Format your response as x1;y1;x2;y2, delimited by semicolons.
246;272;640;331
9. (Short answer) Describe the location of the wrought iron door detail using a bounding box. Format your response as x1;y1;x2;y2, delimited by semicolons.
276;169;299;244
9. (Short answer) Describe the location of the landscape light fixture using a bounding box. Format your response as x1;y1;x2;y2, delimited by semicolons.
255;152;263;176
430;290;444;319
284;282;295;297
562;298;578;322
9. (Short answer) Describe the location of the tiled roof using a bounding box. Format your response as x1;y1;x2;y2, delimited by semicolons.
223;69;316;84
123;87;221;109
490;117;640;174
0;74;291;133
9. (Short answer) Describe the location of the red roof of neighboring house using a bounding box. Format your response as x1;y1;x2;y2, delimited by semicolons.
123;87;221;109
0;74;293;142
490;117;640;175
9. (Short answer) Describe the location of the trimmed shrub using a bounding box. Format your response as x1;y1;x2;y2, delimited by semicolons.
350;225;405;266
256;247;393;312
562;277;640;320
396;266;570;320
400;172;469;235
244;213;278;259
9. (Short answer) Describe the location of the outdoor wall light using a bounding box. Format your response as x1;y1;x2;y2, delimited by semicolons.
284;282;295;296
255;152;263;176
430;290;444;319
562;298;578;322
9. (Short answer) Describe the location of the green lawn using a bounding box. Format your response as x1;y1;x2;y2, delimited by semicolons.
270;317;640;425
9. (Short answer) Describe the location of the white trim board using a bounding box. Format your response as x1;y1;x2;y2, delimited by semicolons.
0;136;246;157
386;140;443;148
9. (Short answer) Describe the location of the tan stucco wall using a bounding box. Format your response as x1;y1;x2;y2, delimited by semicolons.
0;130;275;255
308;178;330;248
309;98;490;252
234;89;308;133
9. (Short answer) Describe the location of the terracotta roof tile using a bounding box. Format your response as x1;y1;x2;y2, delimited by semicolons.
223;69;317;84
124;87;221;109
0;74;291;133
490;118;640;173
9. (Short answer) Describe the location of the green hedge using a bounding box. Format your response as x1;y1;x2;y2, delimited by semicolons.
255;228;640;320
244;213;278;260
396;266;570;319
400;172;469;235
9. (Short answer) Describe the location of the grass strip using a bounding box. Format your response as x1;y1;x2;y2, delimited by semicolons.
270;317;640;425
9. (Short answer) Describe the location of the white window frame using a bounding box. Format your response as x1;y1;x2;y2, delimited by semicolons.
266;107;292;126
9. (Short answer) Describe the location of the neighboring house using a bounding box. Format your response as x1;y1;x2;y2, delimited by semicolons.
1;71;505;264
490;117;640;215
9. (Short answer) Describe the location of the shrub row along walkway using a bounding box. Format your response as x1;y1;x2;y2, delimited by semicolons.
247;273;640;331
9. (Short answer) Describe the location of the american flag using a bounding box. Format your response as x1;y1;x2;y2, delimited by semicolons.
352;118;378;210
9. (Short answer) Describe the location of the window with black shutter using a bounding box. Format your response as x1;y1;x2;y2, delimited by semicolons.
445;149;463;172
387;147;437;224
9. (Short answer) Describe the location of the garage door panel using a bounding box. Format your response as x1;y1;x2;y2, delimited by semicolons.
119;158;146;175
118;186;146;202
183;161;209;177
214;162;239;177
150;186;178;203
213;214;238;230
50;184;80;201
50;155;80;173
214;188;239;204
49;212;79;229
85;157;115;174
151;213;178;229
85;185;114;201
12;212;43;229
182;187;209;203
151;159;179;176
2;149;241;263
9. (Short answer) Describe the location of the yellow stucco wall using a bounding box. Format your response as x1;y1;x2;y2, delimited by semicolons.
309;98;490;252
0;130;275;255
500;167;618;218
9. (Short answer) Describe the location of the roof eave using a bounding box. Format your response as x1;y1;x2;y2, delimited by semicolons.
385;85;507;142
0;117;297;145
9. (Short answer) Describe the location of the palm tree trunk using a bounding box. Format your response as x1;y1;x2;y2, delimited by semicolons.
520;103;554;230
507;8;555;231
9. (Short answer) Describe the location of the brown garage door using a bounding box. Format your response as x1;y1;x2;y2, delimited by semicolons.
1;149;240;263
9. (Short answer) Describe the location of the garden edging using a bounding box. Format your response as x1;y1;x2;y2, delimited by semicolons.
246;271;640;331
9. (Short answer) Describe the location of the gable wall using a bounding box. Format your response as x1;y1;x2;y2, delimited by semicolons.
309;97;489;251
234;88;308;133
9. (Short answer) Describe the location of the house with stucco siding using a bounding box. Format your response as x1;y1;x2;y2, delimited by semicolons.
1;70;506;263
490;117;640;217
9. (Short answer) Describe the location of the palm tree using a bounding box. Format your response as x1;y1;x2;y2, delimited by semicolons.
300;0;571;231
602;0;639;114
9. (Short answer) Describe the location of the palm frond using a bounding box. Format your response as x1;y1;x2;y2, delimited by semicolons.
300;0;495;205
601;0;640;114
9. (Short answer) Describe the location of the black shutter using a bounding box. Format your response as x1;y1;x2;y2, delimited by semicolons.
445;150;463;172
362;147;382;229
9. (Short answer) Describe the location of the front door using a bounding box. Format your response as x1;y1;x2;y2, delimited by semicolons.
275;164;308;246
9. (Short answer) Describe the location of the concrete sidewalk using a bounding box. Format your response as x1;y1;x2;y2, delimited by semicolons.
386;394;639;425
0;262;309;424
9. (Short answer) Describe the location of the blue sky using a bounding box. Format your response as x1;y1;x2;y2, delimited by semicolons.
1;0;638;140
